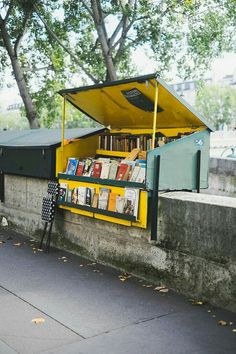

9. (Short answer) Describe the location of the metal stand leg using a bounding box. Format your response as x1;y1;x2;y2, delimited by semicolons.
39;222;48;249
45;222;53;253
151;155;160;241
196;150;201;193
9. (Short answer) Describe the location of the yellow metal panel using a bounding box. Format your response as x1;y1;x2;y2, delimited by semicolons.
64;78;208;130
132;190;148;228
58;178;148;228
58;204;93;217
96;149;130;158
94;213;131;226
56;135;98;175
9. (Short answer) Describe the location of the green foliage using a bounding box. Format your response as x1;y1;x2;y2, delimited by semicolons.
195;84;236;129
0;110;28;130
1;0;236;129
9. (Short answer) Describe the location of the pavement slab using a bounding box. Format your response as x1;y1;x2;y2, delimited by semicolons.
0;228;236;354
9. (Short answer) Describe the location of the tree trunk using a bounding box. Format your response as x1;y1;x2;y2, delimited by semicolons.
0;22;40;129
91;0;117;81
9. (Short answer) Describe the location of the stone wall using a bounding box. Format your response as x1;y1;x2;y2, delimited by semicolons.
0;174;236;312
206;157;236;197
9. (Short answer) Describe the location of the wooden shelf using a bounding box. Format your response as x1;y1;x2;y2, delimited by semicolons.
58;173;146;189
96;149;130;158
58;201;136;222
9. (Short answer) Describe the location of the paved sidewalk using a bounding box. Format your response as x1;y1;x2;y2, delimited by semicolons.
0;228;235;354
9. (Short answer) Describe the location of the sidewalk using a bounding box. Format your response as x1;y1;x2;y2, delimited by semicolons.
0;228;235;354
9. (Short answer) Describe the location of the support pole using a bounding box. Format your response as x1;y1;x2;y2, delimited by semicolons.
61;96;66;151
196;150;201;193
61;96;66;171
151;82;159;150
151;155;160;241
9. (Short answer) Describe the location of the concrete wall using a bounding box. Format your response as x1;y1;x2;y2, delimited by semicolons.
206;157;236;197
0;174;236;313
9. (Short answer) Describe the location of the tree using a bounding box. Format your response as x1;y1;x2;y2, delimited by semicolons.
195;84;236;130
0;0;71;129
62;0;236;82
1;0;236;129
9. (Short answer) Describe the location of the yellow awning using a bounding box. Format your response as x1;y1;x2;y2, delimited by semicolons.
58;74;213;131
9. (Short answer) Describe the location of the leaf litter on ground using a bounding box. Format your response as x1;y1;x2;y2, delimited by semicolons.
31;318;45;324
118;273;131;282
13;242;22;247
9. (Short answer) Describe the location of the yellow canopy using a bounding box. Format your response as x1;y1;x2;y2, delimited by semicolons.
58;74;213;131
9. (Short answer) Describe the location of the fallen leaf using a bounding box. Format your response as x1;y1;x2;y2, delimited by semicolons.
218;320;227;326
138;280;143;283
13;243;21;247
154;286;166;291
145;285;153;288
30;239;35;242
63;259;68;262
93;269;100;273
232;329;236;333
31;318;45;324
229;322;234;326
207;310;211;313
0;240;6;244
159;288;169;293
80;264;84;267
37;248;43;252
87;262;96;266
212;315;216;318
191;300;204;305
33;251;36;254
119;278;126;282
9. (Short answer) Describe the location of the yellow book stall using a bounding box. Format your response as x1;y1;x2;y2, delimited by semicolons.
57;74;213;240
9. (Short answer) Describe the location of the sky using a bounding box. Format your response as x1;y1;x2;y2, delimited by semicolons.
1;51;236;111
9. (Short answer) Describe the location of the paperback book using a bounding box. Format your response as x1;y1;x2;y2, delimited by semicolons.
123;188;140;217
66;158;78;175
58;183;68;202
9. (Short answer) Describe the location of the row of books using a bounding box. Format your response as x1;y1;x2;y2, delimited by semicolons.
58;183;140;218
65;156;146;183
98;134;180;151
99;134;154;151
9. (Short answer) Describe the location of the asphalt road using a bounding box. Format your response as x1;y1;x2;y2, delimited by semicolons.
0;228;235;354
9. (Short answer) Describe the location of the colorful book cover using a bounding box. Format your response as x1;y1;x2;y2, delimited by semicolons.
98;188;110;210
76;162;85;176
136;167;146;183
100;162;110;179
92;162;102;178
58;183;68;202
66;158;78;175
108;163;118;179
129;166;141;182
66;189;72;203
108;193;119;212
116;164;130;181
71;188;78;204
115;196;126;214
78;187;87;205
124;188;140;217
92;193;99;208
83;158;93;176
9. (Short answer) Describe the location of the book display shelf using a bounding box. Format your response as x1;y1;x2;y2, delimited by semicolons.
56;74;213;238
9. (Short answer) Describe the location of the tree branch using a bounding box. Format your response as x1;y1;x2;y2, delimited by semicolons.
3;0;14;23
33;3;99;84
109;17;123;47
14;9;33;55
80;0;93;18
112;1;138;63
